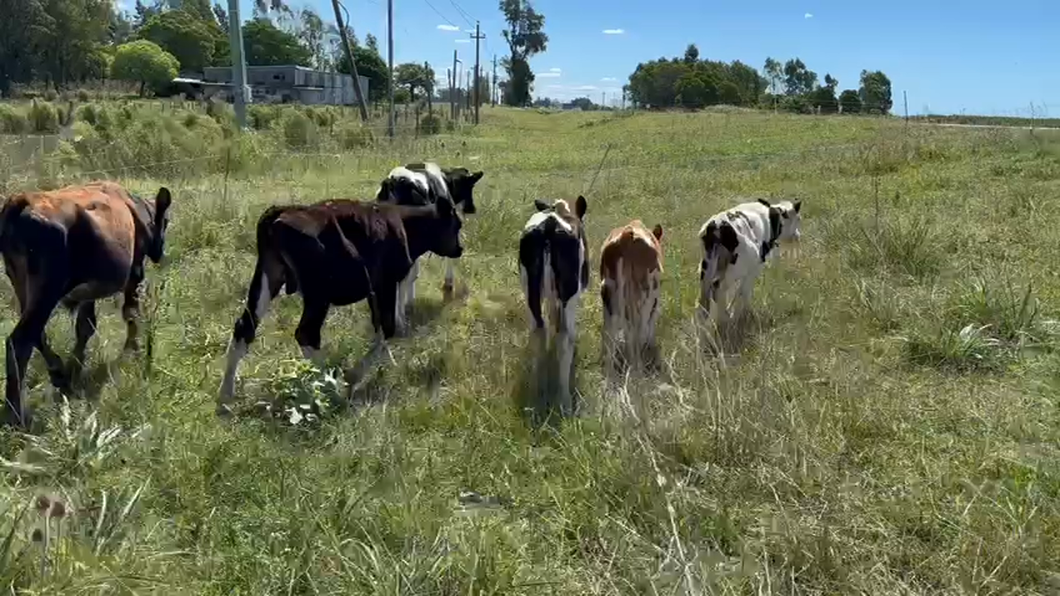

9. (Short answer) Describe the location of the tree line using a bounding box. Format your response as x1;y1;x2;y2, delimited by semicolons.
625;44;893;115
0;0;490;109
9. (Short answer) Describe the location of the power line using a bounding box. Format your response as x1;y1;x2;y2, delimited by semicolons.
421;0;458;28
447;0;476;27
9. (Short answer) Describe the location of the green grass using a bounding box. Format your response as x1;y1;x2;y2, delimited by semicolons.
2;106;1060;594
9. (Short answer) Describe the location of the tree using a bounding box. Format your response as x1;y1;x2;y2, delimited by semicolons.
36;0;114;87
365;33;379;54
394;63;430;102
134;0;160;28
763;57;782;96
337;45;389;102
839;89;861;114
725;60;766;106
683;43;699;64
718;80;741;105
111;39;179;96
499;0;548;107
810;85;838;114
295;8;327;69
782;58;816;96
824;73;838;91
242;18;311;66
859;69;892;114
0;0;46;97
213;3;229;33
570;97;596;110
139;9;224;72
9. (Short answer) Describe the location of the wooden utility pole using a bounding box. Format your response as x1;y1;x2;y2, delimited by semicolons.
329;0;369;122
903;90;909;124
386;0;395;137
424;60;433;116
470;21;485;124
451;50;459;120
491;55;497;106
226;0;248;129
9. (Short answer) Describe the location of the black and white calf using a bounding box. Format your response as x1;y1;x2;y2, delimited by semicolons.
518;196;589;414
697;198;802;328
376;162;484;332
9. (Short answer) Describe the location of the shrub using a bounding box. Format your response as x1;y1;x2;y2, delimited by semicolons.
0;105;29;134
27;100;60;133
248;105;282;130
77;89;92;102
336;122;373;149
282;111;318;150
420;113;442;135
43;88;58;102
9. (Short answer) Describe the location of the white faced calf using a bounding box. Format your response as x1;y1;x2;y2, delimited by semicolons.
599;220;664;373
697;198;802;329
519;196;589;415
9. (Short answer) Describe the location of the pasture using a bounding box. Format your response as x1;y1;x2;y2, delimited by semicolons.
1;105;1059;594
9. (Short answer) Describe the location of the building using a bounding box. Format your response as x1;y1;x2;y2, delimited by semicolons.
172;65;370;106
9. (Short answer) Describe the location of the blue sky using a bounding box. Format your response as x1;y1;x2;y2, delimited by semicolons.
126;0;1059;115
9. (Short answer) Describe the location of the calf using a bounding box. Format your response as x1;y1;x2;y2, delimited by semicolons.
518;196;589;415
599;220;664;373
376;162;484;332
217;195;463;414
697;198;802;329
0;181;173;427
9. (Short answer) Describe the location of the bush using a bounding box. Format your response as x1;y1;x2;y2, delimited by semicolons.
282;111;318;150
27;100;60;133
248;104;282;130
0;105;29;134
43;89;58;102
336;122;373;149
420;113;441;135
77;89;91;102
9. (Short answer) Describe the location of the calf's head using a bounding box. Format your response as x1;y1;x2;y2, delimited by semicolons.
445;167;484;214
147;187;173;263
758;198;803;246
427;196;464;258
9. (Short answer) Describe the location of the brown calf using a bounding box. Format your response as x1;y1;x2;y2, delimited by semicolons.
217;196;464;414
0;181;173;427
599;220;664;373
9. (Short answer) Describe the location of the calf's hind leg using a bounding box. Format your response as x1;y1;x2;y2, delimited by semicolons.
69;301;98;381
217;261;285;412
121;268;144;353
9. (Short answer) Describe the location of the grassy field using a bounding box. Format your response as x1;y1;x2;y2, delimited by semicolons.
1;106;1060;594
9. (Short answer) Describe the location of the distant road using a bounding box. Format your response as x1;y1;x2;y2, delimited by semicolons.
916;121;1059;131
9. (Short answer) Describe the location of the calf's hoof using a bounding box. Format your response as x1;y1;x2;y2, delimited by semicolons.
123;339;140;353
215;403;235;418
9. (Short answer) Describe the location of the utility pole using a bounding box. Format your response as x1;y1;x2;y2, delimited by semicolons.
386;0;395;137
424;61;433;116
451;50;459;121
903;90;908;124
470;21;485;124
329;0;369;122
491;55;497;107
226;0;248;129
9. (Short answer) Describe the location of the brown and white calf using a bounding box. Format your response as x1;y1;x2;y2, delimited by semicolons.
697;198;802;329
0;181;173;427
599;220;664;372
518;196;589;415
376;162;483;332
217;196;464;414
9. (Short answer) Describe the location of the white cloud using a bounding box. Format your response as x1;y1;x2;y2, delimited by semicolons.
602;28;625;35
804;12;813;18
601;77;617;82
574;85;597;91
465;29;476;33
549;68;562;73
455;38;470;43
437;24;461;31
538;72;561;78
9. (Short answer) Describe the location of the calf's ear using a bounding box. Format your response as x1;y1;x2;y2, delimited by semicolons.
652;224;663;241
575;195;587;219
470;171;484;184
793;200;802;213
533;199;551;212
756;198;771;208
